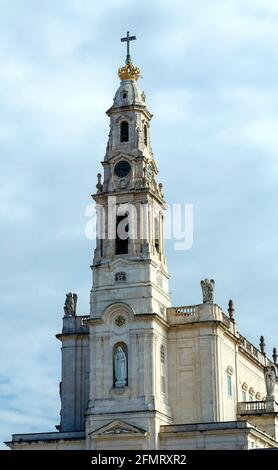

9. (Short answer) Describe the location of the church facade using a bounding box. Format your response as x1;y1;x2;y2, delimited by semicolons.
6;36;278;450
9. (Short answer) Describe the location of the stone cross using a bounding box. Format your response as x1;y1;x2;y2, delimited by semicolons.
121;31;136;64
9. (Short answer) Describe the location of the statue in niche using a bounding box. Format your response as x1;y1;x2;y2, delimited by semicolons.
114;345;127;388
64;293;77;317
265;365;276;401
200;279;215;304
106;126;113;153
136;126;141;147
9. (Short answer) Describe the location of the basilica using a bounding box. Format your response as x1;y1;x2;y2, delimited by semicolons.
6;34;278;450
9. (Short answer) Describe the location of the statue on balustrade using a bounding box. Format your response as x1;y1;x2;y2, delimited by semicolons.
201;279;215;304
64;292;77;317
265;365;276;402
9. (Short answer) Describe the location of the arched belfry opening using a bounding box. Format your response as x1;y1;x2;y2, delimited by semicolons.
144;124;148;146
116;212;129;255
120;121;129;142
154;216;160;253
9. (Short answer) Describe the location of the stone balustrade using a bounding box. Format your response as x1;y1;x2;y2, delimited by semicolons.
174;305;197;316
167;303;224;324
238;401;266;415
238;333;266;366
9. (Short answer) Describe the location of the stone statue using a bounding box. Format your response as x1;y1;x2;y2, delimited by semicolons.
265;365;276;401
106;127;113;153
136;126;141;146
114;346;127;388
64;292;77;317
200;279;215;304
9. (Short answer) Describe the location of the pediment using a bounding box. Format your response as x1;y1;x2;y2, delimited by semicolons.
90;420;147;437
110;258;131;269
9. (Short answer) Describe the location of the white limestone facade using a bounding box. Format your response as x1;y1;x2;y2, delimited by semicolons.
6;55;278;451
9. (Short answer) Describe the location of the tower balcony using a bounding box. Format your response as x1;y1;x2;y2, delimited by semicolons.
238;400;278;415
167;303;236;331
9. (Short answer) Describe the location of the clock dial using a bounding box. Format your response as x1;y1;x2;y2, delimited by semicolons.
114;160;131;178
146;164;153;181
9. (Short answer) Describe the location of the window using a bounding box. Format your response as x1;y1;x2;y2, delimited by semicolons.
249;394;253;402
227;374;232;397
120;121;129;142
115;214;129;255
154;217;160;253
156;269;162;288
161;376;166;394
160;345;166;395
144;125;148;146
115;272;127;282
160;345;165;364
242;390;247;401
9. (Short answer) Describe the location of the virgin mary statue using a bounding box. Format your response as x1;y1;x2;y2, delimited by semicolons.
114;346;127;388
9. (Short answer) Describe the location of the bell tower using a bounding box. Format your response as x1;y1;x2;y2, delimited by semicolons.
86;33;172;450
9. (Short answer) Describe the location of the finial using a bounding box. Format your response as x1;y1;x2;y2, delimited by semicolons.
228;299;235;321
118;31;140;81
259;335;266;355
273;347;277;365
96;173;103;194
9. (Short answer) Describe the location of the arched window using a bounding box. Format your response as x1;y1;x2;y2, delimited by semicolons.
120;121;129;142
249;387;255;401
144;125;148;146
226;366;233;398
115;212;129;255
242;382;248;401
113;342;128;388
227;374;232;397
154;217;160;253
255;391;262;401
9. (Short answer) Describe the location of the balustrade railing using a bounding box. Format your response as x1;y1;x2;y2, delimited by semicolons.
238;401;266;414
173;305;196;316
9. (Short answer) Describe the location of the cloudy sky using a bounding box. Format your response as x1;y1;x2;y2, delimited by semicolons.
1;0;278;448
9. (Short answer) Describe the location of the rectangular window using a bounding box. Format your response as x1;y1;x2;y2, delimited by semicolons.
227;374;232;397
249;394;253;402
242;390;247;401
120;121;129;142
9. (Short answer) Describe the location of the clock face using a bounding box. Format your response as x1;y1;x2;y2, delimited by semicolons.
114;160;131;178
146;164;153;180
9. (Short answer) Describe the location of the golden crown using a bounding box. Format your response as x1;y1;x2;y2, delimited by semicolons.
118;61;141;81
